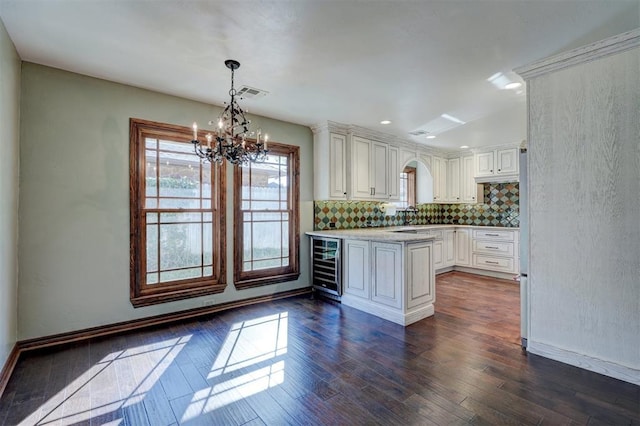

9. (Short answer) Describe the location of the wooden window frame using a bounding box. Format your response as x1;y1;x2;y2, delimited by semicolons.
129;118;226;307
233;142;300;289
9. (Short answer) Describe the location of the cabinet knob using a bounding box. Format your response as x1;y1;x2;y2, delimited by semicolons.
498;169;501;172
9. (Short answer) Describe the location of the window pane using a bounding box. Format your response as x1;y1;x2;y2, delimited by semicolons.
145;150;158;198
145;138;157;149
251;221;282;261
147;272;159;284
160;267;202;282
243;222;252;261
203;221;213;265
147;224;158;272
159;223;202;270
158;153;201;199
251;259;282;270
158;198;201;209
159;139;195;154
250;200;280;210
160;212;202;223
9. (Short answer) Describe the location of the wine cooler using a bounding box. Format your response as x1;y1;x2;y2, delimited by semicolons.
311;237;342;298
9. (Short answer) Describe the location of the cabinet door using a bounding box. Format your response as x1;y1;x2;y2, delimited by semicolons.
475;152;495;177
496;148;518;175
406;242;435;309
444;229;456;267
432;156;445;202
388;146;399;201
370;242;402;308
343;239;370;299
329;133;347;198
371;141;389;199
462;155;481;203
432;239;444;270
351;136;372;199
455;228;471;266
446;157;461;202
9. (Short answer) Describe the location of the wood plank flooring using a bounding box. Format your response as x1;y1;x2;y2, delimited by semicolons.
1;272;638;425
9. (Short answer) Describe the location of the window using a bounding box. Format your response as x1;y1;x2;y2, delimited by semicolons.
397;166;416;209
129;118;226;307
234;142;300;289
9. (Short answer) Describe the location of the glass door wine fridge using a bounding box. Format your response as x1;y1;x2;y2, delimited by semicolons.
311;237;342;298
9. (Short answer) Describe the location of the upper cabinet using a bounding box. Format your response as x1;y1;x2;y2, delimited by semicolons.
313;125;348;200
351;136;390;200
474;147;519;182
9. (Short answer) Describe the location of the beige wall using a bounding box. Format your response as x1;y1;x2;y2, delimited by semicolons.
18;63;313;340
0;18;20;366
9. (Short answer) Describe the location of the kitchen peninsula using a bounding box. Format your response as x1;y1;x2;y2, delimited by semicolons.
307;225;519;326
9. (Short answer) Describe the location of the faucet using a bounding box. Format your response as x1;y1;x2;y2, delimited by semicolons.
403;206;417;225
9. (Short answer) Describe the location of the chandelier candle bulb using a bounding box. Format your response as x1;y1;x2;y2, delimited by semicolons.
206;133;212;148
192;122;197;140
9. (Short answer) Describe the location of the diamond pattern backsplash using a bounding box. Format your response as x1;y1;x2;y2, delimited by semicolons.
314;182;519;230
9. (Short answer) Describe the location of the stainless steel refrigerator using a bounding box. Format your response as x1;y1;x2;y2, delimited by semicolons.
519;147;529;348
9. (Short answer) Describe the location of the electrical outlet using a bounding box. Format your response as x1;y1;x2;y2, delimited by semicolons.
202;299;216;307
329;222;336;228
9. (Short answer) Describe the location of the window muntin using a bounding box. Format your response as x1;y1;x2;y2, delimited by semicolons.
130;118;226;307
234;142;300;289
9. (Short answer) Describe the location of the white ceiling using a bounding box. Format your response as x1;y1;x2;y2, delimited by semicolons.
1;0;638;151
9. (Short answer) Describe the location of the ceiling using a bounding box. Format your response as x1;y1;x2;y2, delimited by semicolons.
1;1;638;152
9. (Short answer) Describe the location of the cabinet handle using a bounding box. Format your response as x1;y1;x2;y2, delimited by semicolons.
485;233;499;236
486;246;499;249
485;261;500;264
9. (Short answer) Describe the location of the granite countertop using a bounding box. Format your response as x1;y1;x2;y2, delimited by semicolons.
305;224;519;242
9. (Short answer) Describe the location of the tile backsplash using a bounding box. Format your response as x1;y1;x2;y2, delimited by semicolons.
314;182;519;230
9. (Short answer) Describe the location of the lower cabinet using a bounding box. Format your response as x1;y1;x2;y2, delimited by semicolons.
343;239;370;299
454;228;472;266
342;239;435;326
371;242;403;309
471;228;519;274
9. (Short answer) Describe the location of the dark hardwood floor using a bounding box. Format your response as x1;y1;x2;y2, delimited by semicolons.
1;272;638;425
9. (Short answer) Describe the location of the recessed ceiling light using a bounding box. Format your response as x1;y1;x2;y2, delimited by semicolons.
505;82;522;90
380;120;391;125
426;135;436;139
460;145;469;149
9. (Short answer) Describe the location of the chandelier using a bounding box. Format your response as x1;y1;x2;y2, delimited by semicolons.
191;59;268;165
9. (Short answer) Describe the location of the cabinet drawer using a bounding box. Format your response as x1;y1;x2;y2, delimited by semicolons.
472;254;514;272
472;229;515;241
428;230;444;240
472;240;514;256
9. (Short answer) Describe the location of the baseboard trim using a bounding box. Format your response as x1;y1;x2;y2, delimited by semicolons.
528;341;640;386
451;266;518;281
17;287;311;352
0;344;20;399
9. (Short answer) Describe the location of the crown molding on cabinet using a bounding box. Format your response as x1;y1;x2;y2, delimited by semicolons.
515;28;640;80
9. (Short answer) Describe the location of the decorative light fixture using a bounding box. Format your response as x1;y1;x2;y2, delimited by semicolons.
191;59;268;165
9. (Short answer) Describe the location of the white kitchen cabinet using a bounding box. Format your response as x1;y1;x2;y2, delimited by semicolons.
370;242;403;309
312;128;347;200
474;148;519;182
444;229;456;267
446;157;461;202
462;155;483;203
432;156;446;202
432;239;444;270
471;228;519;274
340;238;435;326
351;136;389;200
406;242;435;309
388;146;400;201
454;228;472;266
343;239;370;299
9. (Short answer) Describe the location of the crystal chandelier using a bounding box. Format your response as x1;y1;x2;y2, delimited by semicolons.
191;59;268;165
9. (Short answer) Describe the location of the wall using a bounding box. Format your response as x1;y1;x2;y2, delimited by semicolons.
18;63;314;340
314;182;519;229
0;18;20;367
526;42;639;381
